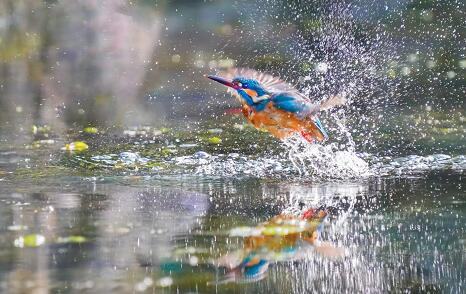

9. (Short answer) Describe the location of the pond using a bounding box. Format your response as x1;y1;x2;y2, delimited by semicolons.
0;122;464;293
0;0;465;293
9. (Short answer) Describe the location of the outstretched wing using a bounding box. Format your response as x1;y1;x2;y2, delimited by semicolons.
215;67;309;101
272;91;346;118
227;68;298;93
213;68;346;113
271;92;312;114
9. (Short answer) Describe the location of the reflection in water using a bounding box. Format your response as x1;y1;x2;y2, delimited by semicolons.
214;208;344;284
0;183;208;293
0;173;464;293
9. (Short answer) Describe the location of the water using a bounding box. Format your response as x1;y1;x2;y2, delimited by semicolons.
1;0;465;293
0;125;465;293
0;175;464;293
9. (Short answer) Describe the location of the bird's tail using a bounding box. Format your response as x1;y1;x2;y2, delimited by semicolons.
300;118;328;143
319;92;347;111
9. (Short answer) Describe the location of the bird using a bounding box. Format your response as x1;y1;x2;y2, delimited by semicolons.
207;68;346;143
212;207;344;284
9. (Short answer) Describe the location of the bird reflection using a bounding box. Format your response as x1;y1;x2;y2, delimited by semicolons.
213;207;345;284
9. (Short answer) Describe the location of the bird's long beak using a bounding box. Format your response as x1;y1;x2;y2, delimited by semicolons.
207;75;239;89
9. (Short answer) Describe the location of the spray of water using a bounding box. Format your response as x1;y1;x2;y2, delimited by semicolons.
281;135;370;178
214;0;402;178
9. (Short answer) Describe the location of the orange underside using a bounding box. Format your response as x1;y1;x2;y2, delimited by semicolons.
244;233;299;251
241;103;325;142
243;214;320;251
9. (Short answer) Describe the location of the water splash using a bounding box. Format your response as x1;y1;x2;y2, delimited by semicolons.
57;1;463;180
219;0;402;178
271;179;464;293
281;135;370;178
232;0;400;135
181;145;370;180
88;152;151;168
174;149;465;180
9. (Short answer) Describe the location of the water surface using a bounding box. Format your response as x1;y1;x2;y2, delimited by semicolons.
0;135;464;293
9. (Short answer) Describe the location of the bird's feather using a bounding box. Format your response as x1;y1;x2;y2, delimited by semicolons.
224;68;297;92
271;92;309;114
319;93;347;111
216;68;306;101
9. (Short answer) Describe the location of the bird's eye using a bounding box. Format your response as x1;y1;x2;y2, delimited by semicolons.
242;83;248;88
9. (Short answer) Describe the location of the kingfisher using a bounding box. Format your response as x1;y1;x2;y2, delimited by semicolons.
212;207;344;284
207;68;346;143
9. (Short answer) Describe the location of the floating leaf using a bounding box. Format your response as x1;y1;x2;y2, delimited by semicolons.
83;127;98;134
208;136;222;144
14;234;46;248
62;141;89;152
57;235;87;244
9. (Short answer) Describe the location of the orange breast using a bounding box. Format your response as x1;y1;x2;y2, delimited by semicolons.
241;103;325;141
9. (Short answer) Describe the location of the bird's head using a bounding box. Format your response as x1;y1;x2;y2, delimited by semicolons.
207;75;268;98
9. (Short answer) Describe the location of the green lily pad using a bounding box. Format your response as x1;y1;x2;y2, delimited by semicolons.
83;127;99;134
14;234;46;248
63;141;89;152
208;136;222;144
57;235;87;244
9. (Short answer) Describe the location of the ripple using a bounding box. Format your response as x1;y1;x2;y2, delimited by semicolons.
89;152;151;168
374;154;466;176
71;146;465;180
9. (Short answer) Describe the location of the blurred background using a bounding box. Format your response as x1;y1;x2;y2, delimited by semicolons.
0;0;464;153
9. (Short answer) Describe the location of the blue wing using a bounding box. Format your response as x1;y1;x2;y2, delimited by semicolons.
271;92;309;114
271;92;329;141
